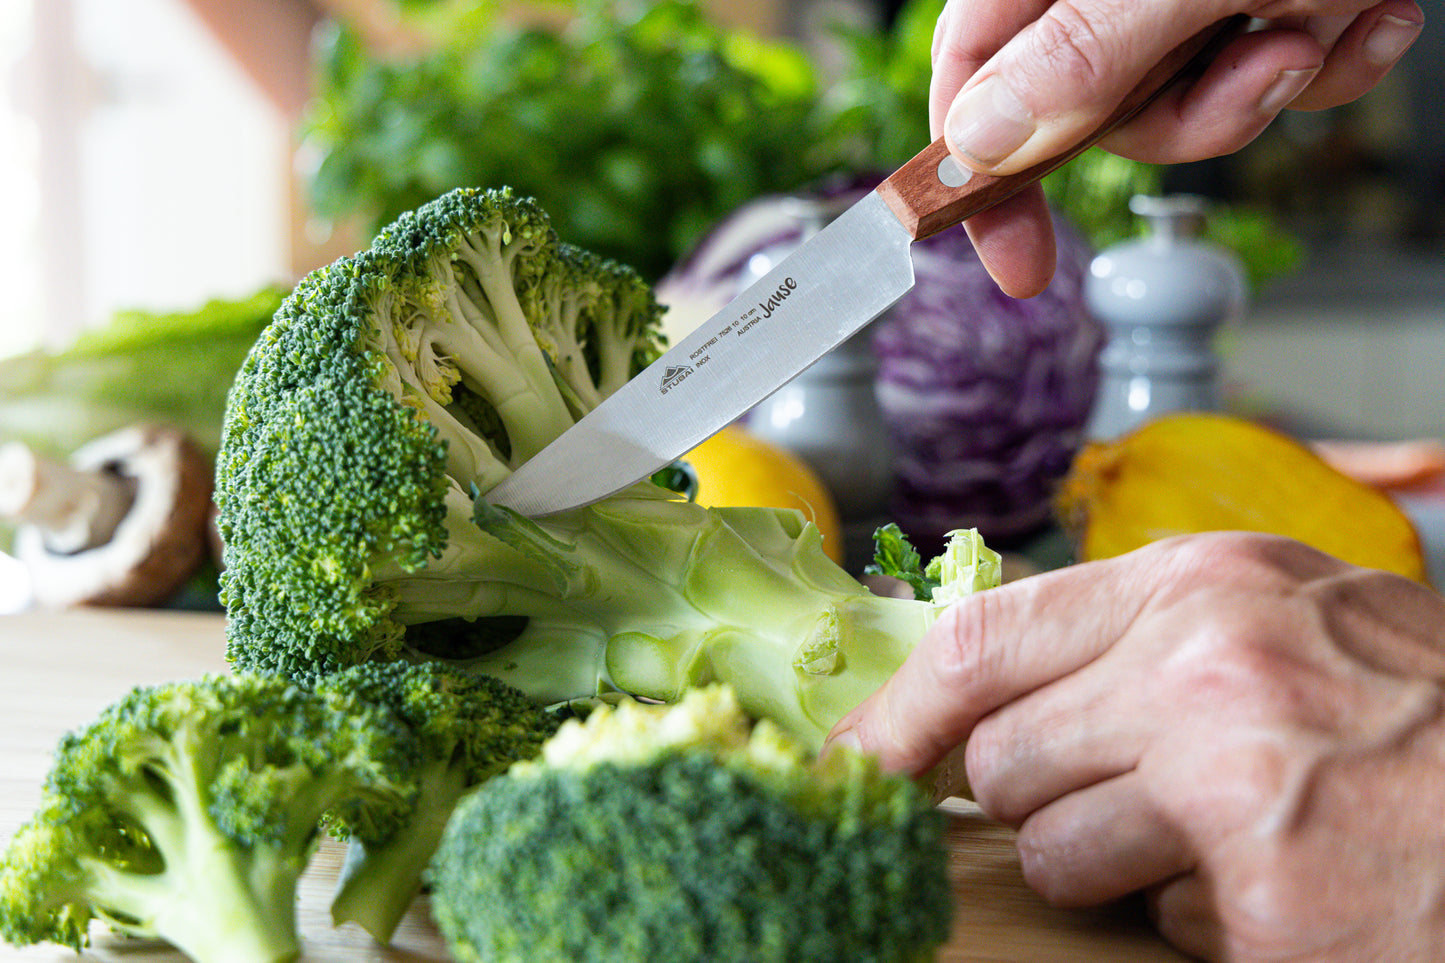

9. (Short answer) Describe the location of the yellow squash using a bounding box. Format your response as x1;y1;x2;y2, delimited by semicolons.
1055;412;1428;583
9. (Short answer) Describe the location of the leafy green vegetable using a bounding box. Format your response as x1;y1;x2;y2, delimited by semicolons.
305;0;1297;286
867;523;1002;603
304;0;824;280
865;522;937;600
0;287;284;462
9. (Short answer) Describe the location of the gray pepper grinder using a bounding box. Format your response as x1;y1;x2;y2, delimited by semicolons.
1084;194;1247;440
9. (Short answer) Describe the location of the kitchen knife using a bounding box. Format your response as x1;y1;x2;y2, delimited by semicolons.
487;16;1247;517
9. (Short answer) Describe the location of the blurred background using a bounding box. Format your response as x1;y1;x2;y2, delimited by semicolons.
0;0;1442;609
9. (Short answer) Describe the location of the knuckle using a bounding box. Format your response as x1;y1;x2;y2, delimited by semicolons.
929;588;1015;698
1146;730;1303;835
961;718;1015;818
1013;819;1090;907
1300;565;1415;611
1213;735;1300;810
932;28;968;70
1181;530;1286;572
930;0;988;71
1296;565;1445;682
1168;615;1299;709
1014;830;1063;902
1156;531;1333;591
1157;615;1321;733
1225;859;1322;953
1016;2;1117;93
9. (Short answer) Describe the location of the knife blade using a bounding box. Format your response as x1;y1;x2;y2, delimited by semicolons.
486;16;1247;517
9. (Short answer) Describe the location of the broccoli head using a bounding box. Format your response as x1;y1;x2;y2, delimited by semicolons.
216;184;1002;756
0;673;414;963
428;685;953;963
216;186;662;680
316;661;561;944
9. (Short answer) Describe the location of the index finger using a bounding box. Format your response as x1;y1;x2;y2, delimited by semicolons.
826;551;1158;777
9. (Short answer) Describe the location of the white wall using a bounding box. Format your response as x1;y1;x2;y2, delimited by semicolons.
1222;247;1445;441
2;0;291;355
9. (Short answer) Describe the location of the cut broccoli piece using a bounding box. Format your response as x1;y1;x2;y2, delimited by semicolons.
428;685;952;963
215;185;1001;752
0;674;413;963
316;661;560;944
867;522;1004;603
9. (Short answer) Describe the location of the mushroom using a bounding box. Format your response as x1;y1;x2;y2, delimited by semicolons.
0;424;213;608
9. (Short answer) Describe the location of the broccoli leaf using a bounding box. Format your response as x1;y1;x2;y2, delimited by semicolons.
865;522;937;601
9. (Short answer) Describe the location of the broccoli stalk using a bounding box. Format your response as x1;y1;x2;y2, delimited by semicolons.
329;764;465;942
454;495;992;748
315;662;560;945
216;186;1000;753
0;674;414;963
1;802;301;963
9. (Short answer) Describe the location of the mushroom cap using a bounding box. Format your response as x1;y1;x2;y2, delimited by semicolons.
16;424;213;608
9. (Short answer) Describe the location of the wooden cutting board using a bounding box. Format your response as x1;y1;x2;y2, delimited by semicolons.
0;609;1189;963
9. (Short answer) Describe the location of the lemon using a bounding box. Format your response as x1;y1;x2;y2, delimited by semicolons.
683;426;845;564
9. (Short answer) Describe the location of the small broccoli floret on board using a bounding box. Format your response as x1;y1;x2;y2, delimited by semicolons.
317;661;560;944
428;686;952;963
0;673;413;963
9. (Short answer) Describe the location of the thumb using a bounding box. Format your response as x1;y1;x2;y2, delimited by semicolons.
942;2;1227;172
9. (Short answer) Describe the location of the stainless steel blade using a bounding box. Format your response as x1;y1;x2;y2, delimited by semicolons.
485;192;914;516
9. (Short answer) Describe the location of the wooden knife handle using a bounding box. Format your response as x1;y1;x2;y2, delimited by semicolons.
876;15;1249;241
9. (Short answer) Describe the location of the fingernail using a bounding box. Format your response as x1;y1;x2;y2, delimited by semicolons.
823;727;861;757
1258;68;1317;116
1363;14;1422;66
946;74;1035;167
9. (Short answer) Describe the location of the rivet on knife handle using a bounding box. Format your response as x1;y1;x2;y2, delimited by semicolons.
876;14;1250;241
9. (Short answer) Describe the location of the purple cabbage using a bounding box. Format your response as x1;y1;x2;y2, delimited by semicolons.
874;215;1101;546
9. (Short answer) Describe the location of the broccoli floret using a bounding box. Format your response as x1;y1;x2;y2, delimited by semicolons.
428;685;952;963
0;674;414;963
316;662;560;944
216;185;1000;753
